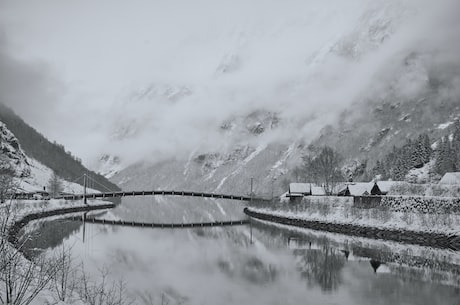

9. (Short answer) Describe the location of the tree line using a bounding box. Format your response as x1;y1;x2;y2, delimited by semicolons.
372;121;460;180
435;121;460;175
371;133;432;181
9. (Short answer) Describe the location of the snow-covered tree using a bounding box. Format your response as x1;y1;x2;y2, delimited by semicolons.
435;136;456;175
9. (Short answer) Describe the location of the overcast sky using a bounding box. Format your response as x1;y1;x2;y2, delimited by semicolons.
0;0;459;167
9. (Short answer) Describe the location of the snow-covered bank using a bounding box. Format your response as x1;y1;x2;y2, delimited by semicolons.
251;197;460;236
2;199;114;227
245;207;460;251
0;198;116;305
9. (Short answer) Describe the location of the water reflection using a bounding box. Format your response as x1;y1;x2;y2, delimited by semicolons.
291;239;346;291
252;220;460;285
18;209;460;305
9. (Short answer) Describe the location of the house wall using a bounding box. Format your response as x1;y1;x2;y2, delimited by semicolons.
353;196;382;208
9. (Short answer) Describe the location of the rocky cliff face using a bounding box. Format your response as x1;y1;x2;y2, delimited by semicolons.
0;121;30;177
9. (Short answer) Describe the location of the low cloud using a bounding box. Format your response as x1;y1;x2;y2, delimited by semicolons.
1;0;459;167
0;34;63;131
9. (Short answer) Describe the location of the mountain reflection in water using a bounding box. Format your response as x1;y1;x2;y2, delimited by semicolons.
18;211;460;305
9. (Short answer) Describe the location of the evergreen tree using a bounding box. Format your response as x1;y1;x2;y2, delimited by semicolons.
371;160;386;179
421;134;432;164
374;133;433;181
435;136;456;175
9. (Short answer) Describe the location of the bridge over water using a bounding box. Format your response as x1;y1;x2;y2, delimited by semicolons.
14;174;268;203
53;190;266;202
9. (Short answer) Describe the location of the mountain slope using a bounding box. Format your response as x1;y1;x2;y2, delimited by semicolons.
110;1;460;194
0;103;120;192
311;97;460;173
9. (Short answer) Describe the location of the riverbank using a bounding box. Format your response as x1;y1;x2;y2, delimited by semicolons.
0;198;116;305
8;200;115;246
245;196;460;250
251;219;460;287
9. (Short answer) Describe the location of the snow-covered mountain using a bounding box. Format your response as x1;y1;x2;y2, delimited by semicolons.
93;154;123;179
109;0;460;194
0;120;89;193
0;103;120;193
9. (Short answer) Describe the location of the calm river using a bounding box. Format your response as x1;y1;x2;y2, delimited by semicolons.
19;197;460;305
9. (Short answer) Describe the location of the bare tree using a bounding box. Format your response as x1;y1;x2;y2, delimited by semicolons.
50;245;78;303
0;167;16;204
303;146;343;195
0;174;56;305
77;265;135;305
0;165;19;273
47;171;63;198
0;247;58;305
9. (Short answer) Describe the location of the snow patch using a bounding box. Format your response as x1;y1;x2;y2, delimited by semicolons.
437;121;453;130
271;142;296;171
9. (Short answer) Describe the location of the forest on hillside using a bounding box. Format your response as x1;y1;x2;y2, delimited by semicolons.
372;121;460;182
0;103;120;192
291;121;460;185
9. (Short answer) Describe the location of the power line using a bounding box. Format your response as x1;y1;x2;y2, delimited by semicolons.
86;175;114;192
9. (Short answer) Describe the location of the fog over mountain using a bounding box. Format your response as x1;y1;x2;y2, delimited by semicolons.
0;0;459;169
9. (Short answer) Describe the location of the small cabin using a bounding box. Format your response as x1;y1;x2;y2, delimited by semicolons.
288;183;311;197
311;186;326;196
439;172;460;185
337;183;373;196
371;181;405;195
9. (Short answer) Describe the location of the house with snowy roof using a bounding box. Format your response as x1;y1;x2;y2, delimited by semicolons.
337;182;373;196
370;181;405;195
439;172;460;185
288;183;311;197
311;185;327;196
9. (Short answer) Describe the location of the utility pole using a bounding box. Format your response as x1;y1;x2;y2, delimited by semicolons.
250;177;254;203
83;173;87;205
250;218;253;245
271;178;274;200
249;177;254;245
82;212;87;243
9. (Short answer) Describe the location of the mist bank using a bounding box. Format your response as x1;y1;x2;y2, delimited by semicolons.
1;0;460;167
